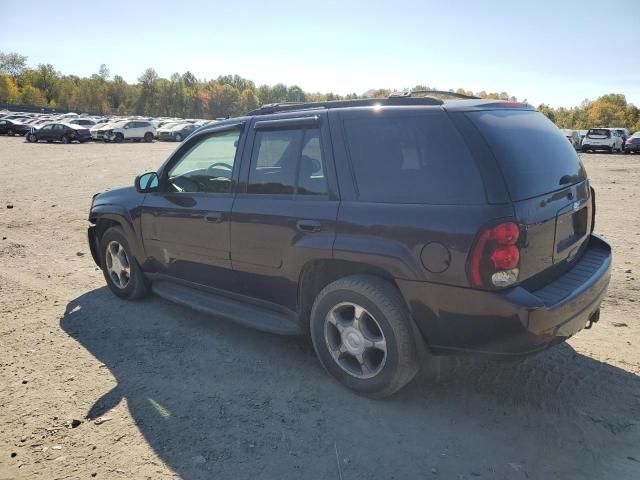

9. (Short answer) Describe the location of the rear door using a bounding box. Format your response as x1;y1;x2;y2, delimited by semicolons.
140;123;246;289
461;108;591;282
229;113;339;311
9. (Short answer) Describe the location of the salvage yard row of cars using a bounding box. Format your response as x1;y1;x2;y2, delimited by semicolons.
1;109;639;153
0;109;217;144
561;127;639;154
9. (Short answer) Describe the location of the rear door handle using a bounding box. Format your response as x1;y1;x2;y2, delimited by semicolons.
296;219;321;233
204;212;224;223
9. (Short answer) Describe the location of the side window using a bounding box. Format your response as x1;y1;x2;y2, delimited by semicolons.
248;127;328;196
248;129;302;194
297;129;328;195
0;121;5;126
167;129;241;194
343;112;484;204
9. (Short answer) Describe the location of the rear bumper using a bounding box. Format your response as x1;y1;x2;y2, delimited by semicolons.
398;234;611;356
624;144;640;152
582;143;613;151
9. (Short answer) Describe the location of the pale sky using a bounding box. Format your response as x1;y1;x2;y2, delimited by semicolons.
1;0;638;107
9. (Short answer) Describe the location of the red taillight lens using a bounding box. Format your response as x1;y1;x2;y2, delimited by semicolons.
490;245;520;269
492;222;519;245
469;222;521;288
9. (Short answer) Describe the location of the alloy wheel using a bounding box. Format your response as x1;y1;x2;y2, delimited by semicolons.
105;240;131;289
324;302;387;379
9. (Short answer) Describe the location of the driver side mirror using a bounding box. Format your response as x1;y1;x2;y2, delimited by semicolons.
135;171;159;193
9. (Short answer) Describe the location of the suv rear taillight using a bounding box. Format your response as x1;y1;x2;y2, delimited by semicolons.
469;221;521;288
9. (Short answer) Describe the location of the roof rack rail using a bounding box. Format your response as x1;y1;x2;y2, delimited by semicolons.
246;96;445;116
390;89;481;100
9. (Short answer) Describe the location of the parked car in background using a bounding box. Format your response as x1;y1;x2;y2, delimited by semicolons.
157;122;199;142
0;119;32;136
104;120;156;143
1;114;30;122
624;132;640;154
26;123;91;144
87;95;611;397
69;118;97;128
581;128;623;153
561;129;581;150
612;128;630;147
92;120;127;141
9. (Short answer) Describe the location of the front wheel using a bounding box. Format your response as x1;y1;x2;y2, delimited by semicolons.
114;133;124;143
7;129;14;136
144;132;153;142
61;135;70;144
175;133;183;142
310;275;419;398
99;227;149;300
26;133;37;143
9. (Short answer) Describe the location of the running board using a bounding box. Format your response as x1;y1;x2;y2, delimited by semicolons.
151;281;302;335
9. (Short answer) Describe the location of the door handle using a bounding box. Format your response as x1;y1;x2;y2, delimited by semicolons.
204;212;224;223
296;219;321;233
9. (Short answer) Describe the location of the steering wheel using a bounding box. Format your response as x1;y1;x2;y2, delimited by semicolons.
208;162;232;171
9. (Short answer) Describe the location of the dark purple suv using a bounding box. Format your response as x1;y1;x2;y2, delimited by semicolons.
87;93;611;397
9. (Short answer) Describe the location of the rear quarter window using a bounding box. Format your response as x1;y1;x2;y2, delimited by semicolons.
341;110;485;204
467;110;586;201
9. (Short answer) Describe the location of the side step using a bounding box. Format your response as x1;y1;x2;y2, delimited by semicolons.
152;281;303;335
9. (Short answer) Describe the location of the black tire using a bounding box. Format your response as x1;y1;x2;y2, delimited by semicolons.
114;133;124;143
310;274;419;398
99;226;149;300
607;146;613;153
144;132;153;142
27;133;37;143
175;133;183;142
7;129;14;136
61;135;70;144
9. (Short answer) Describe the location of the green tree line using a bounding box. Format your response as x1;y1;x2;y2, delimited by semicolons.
1;51;638;131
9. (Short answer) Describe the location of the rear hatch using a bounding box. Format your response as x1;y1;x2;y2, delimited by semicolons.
585;128;611;145
465;108;592;283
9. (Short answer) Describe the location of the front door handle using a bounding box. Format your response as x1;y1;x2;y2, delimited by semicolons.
296;219;321;233
204;212;224;223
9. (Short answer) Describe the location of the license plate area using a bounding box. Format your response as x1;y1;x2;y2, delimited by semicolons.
554;201;590;264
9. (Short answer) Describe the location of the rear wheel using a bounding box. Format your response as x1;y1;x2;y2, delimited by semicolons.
175;133;183;142
7;129;14;136
99;227;149;300
114;133;124;143
144;132;153;142
27;133;37;143
61;135;70;144
310;275;419;398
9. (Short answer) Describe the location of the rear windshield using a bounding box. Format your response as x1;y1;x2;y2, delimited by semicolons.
342;111;485;204
467;109;586;201
587;128;611;137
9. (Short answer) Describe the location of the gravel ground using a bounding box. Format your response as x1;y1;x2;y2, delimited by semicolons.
0;137;639;480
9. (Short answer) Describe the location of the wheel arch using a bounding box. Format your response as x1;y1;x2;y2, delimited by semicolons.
89;208;145;265
298;259;403;327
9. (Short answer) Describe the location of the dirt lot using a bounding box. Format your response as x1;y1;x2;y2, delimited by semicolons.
0;136;639;480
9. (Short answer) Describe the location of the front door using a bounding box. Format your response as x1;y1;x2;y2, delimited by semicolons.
39;124;55;140
230;115;339;311
140;125;245;290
